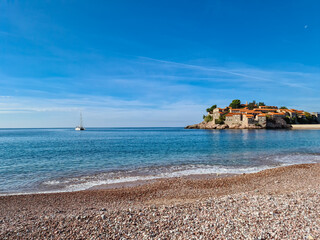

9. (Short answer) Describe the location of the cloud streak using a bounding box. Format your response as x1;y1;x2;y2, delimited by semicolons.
138;56;318;91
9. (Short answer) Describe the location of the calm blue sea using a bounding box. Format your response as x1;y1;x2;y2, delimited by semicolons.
1;127;320;195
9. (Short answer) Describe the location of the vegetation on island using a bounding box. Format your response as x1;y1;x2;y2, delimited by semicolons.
229;100;266;110
203;114;213;123
206;105;217;114
215;115;226;125
229;99;241;109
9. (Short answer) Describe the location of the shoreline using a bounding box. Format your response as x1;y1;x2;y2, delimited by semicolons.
2;163;320;238
0;172;237;197
0;160;317;197
88;172;235;190
0;163;312;198
291;124;320;130
0;162;278;196
1;162;285;196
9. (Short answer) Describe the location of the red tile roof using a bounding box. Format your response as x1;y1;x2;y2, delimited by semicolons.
226;113;242;117
260;109;278;111
269;112;285;115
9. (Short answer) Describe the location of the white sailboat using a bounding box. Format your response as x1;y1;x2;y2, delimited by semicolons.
75;113;85;131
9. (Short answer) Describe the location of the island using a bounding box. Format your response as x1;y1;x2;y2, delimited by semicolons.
186;99;320;129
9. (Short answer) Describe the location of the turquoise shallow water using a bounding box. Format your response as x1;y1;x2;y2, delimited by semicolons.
1;127;320;194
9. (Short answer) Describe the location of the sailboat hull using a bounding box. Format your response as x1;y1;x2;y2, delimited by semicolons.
75;113;85;130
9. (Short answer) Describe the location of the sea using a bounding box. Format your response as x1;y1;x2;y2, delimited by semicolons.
1;127;320;195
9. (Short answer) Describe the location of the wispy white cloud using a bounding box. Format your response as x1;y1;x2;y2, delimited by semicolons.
138;56;318;91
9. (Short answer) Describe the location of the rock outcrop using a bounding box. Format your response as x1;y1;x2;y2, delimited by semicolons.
228;123;263;129
266;117;292;129
185;121;221;129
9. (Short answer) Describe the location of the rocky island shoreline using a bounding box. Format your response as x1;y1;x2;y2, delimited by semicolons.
186;99;319;130
185;117;291;129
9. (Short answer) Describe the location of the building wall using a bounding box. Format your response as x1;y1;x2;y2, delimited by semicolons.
311;112;320;123
289;112;297;118
225;114;268;127
233;115;242;123
242;116;249;127
212;112;221;120
225;116;234;124
270;114;285;119
258;116;267;127
225;115;242;125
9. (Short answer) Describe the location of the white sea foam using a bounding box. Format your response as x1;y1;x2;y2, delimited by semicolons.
42;165;274;193
2;153;320;196
273;153;320;164
43;180;62;185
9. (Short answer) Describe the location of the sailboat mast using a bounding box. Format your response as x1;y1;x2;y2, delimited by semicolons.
75;112;85;130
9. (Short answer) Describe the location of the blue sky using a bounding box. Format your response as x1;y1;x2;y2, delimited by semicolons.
0;0;320;127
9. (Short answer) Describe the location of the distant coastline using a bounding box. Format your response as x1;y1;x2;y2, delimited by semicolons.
186;99;320;130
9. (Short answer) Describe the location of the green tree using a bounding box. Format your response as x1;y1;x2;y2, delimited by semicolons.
247;100;257;110
284;116;291;124
215;116;224;124
292;116;297;123
215;114;226;125
229;99;241;109
258;102;265;106
203;115;213;123
280;106;288;109
297;117;308;124
304;112;313;123
304;112;311;119
206;104;217;113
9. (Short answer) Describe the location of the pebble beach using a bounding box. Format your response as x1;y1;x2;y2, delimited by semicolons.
1;163;320;239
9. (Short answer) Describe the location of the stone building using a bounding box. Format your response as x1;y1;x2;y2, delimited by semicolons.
256;114;267;127
242;114;254;127
268;112;286;119
278;109;297;119
312;112;320;123
211;107;229;121
225;113;242;125
224;108;269;127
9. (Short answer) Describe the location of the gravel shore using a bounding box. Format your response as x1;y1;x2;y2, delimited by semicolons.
1;163;320;239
